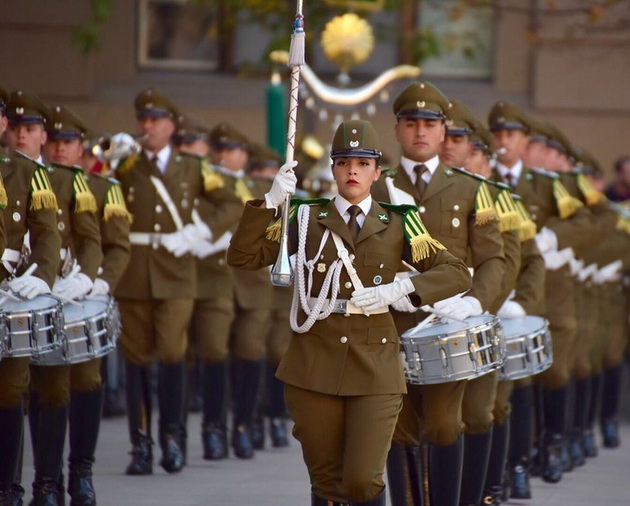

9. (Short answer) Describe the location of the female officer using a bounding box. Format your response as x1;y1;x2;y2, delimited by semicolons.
227;120;471;505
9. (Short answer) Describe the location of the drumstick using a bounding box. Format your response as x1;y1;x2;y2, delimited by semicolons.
23;263;38;277
52;292;84;308
421;306;468;323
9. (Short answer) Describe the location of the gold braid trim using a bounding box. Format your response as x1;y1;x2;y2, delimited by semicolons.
73;173;98;213
577;173;604;207
30;167;58;211
495;190;521;233
265;204;297;242
515;199;537;242
475;181;499;226
201;159;225;192
235;178;254;204
0;176;7;208
404;209;446;262
553;179;583;219
103;184;133;223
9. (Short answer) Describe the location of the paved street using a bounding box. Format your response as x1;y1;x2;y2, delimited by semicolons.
19;413;630;505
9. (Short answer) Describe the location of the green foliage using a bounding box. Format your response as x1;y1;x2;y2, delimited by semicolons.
73;0;113;53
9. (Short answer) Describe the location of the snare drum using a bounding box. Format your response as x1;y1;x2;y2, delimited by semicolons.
499;316;553;381
1;295;63;358
400;315;505;385
32;297;118;365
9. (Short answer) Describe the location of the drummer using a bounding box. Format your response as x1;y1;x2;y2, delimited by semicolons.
25;102;102;505
371;82;506;506
0;89;62;505
45;106;131;506
227;119;471;505
465;117;546;504
440;98;523;506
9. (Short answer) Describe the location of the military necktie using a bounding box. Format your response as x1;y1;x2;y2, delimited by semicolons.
414;164;428;196
505;171;515;189
347;205;362;242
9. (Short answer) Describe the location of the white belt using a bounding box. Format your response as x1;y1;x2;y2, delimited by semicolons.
129;232;167;247
308;297;389;315
1;249;20;264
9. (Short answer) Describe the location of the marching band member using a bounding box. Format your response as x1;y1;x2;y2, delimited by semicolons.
227;119;471;505
371;82;506;506
0;88;61;505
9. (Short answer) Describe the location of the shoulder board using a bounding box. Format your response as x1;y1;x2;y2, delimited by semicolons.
378;202;418;214
200;158;226;192
29;165;58;211
530;167;559;179
451;166;488;183
72;171;98;213
14;150;48;170
494;189;521;233
382;167;398;178
290;197;330;207
396;205;446;261
104;184;132;223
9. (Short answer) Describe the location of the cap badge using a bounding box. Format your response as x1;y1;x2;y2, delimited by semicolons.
54;122;62;130
445;119;454;127
349;140;359;147
16;107;24;114
498;116;505;123
146;102;153;109
416;101;426;108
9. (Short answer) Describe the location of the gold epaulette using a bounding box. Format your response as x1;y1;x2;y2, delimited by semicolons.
576;173;605;207
116;155;137;175
103;183;133;223
73;172;98;213
0;174;7;208
380;203;446;261
201;158;225;192
553;178;583;218
235;178;254;204
494;189;521;233
514;199;537;242
474;181;500;226
30;166;58;211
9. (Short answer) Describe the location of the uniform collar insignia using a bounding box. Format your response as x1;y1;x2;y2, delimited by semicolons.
444;168;454;177
525;172;533;180
175;155;182;162
318;210;329;218
377;212;389;222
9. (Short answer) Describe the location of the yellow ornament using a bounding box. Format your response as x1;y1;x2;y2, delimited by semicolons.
321;13;375;74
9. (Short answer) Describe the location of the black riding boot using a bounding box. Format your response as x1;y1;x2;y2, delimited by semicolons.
124;362;153;475
428;437;463;506
11;428;25;506
600;365;622;448
68;388;103;506
31;404;68;506
459;429;493;505
231;359;263;459
351;487;386;505
570;377;590;467
157;362;185;473
386;442;423;506
583;373;602;458
267;362;289;448
0;405;24;506
200;361;229;460
541;386;568;483
482;420;509;506
561;379;575;472
509;385;533;498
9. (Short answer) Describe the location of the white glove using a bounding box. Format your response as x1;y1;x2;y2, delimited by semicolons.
8;275;50;300
593;260;623;284
569;258;584;277
89;278;110;296
190;232;232;259
535;227;558;254
542;247;574;271
162;222;212;258
497;300;526;318
53;272;93;300
264;160;298;210
350;278;416;313
578;263;598;283
434;294;483;322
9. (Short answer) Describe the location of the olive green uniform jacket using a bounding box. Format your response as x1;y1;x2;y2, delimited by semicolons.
227;199;472;396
